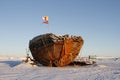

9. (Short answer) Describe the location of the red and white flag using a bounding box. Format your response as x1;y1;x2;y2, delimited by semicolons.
42;16;48;24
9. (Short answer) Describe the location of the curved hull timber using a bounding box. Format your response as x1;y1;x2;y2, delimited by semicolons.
29;33;84;67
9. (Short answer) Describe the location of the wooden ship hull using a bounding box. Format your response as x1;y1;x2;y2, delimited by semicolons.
29;33;84;67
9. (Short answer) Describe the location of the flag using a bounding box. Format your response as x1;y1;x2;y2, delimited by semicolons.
42;16;49;24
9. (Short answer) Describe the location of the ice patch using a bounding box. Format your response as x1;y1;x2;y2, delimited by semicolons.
113;72;120;75
98;65;107;68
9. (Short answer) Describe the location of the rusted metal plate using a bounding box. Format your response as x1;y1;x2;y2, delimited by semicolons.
29;33;84;67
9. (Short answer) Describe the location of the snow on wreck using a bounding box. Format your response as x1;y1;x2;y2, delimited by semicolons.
29;33;84;67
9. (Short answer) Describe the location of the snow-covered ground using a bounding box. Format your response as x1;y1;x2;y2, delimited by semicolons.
0;56;120;80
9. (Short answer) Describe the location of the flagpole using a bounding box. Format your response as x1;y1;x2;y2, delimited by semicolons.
48;22;50;33
42;16;50;33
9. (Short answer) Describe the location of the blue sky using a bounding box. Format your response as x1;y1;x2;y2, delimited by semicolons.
0;0;120;57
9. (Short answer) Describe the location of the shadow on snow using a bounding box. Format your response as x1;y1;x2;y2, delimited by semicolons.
0;60;22;67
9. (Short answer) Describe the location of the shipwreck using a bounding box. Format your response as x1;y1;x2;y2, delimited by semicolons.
29;33;84;67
